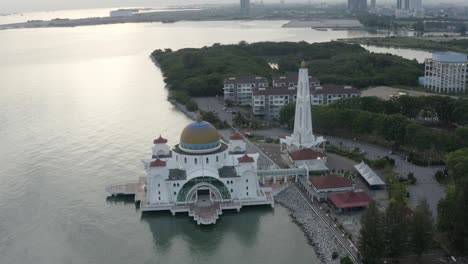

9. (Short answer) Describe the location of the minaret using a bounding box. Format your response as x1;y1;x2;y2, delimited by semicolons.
280;61;325;151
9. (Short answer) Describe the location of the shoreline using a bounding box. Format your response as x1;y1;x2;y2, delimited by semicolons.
275;186;348;264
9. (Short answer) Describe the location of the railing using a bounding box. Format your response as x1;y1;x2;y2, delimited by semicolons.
272;183;290;196
257;168;308;177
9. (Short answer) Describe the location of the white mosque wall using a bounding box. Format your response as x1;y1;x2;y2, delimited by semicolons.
173;151;227;171
148;171;170;204
152;143;170;156
229;140;246;153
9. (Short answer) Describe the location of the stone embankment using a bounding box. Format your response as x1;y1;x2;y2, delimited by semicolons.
275;186;348;264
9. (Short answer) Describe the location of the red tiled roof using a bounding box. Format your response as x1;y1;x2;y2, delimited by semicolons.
150;159;166;167
312;85;360;95
154;135;168;144
289;149;326;161
238;154;255;163
252;85;360;96
230;133;244;140
224;76;268;85
310;175;353;190
328;191;371;209
272;74;320;86
252;86;297;96
406;207;414;216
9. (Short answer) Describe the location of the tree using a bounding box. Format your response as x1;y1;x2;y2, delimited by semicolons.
445;148;468;184
383;192;408;258
340;256;353;264
279;103;295;128
358;202;384;264
437;148;468;253
409;198;434;256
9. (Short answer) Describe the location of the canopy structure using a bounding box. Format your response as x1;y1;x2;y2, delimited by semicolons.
303;159;329;173
354;161;385;188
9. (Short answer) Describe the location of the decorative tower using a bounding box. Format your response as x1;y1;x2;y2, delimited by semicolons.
280;61;325;152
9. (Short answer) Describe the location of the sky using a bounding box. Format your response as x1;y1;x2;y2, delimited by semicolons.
0;0;466;13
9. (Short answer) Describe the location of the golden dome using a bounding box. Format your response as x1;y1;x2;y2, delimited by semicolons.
179;120;221;152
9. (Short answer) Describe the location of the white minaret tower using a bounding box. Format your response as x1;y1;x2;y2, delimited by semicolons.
280;61;325;152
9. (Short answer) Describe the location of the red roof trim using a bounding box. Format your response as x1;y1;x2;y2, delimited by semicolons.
154;135;168;144
150;159;166;167
238;154;255;163
289;149;326;161
328;191;371;209
230;133;244;140
310;175;353;190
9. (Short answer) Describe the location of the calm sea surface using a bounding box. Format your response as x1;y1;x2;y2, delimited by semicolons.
0;20;430;264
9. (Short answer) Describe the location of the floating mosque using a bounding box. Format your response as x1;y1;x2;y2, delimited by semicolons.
107;114;275;224
106;62;328;225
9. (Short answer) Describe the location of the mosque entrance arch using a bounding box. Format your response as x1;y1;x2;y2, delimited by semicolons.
177;176;230;203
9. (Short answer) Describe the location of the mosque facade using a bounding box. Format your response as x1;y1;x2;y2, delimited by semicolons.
141;117;273;224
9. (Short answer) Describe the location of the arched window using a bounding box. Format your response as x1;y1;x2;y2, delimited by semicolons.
246;179;249;183
177;183;180;187
231;189;233;193
158;191;160;194
216;156;219;162
195;158;198;165
174;192;177;196
173;183;176;187
246;186;248;190
157;183;160;187
184;157;187;164
246;192;249;196
206;157;209;164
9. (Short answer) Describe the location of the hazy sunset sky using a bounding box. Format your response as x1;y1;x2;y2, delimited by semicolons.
0;0;465;13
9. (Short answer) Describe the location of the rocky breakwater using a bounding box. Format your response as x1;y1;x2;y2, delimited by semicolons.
275;186;348;263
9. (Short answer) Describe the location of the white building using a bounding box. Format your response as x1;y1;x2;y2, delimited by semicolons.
424;51;467;94
396;0;424;18
308;175;355;202
141;116;273;224
223;76;268;105
272;74;320;88
251;85;360;119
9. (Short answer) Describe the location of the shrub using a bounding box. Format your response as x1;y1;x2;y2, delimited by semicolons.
332;251;339;260
340;256;353;264
407;172;416;184
434;170;445;183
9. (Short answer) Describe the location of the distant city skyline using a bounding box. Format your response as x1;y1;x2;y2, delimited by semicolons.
1;0;467;13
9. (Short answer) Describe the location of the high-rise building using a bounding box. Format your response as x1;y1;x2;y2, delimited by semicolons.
348;0;368;13
240;0;250;16
424;51;467;94
396;0;424;18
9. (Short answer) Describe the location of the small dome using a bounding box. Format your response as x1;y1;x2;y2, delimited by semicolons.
180;120;221;153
